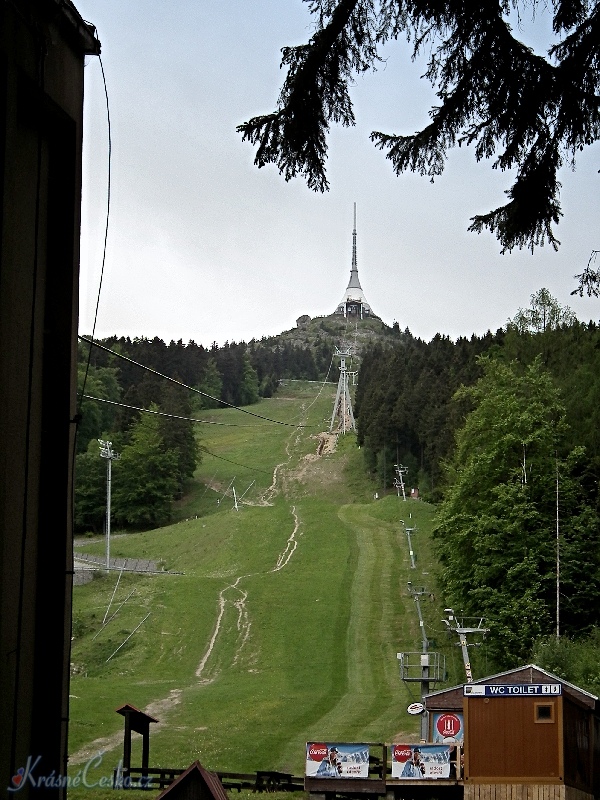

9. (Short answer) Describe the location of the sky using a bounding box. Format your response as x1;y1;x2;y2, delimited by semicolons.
76;0;600;348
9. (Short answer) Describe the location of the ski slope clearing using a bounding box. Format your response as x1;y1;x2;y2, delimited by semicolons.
69;382;455;779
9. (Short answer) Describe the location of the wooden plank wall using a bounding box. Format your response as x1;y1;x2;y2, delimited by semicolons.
464;784;593;800
464;696;562;779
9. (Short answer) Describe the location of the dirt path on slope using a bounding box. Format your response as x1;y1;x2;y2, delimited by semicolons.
70;427;338;764
69;689;184;765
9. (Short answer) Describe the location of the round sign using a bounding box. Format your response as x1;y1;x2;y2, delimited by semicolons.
407;702;425;715
307;743;328;762
392;745;412;763
436;712;462;738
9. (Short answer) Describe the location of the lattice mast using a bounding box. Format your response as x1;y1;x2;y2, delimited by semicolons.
329;347;356;433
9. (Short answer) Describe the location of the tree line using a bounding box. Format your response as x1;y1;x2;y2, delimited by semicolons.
355;290;600;678
75;334;332;531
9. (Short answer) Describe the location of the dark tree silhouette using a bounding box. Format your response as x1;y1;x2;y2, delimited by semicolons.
238;0;600;252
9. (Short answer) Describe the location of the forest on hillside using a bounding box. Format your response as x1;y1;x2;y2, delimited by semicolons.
355;289;600;683
75;334;333;532
75;289;600;687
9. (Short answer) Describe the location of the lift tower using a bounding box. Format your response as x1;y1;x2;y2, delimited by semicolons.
442;608;489;683
329;346;356;434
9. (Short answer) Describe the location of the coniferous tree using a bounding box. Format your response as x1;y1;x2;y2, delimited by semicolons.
158;383;199;495
196;357;223;409
238;0;600;252
239;353;260;405
112;409;179;529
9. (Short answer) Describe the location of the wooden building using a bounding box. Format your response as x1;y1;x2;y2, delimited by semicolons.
0;1;99;796
425;665;600;800
155;762;229;800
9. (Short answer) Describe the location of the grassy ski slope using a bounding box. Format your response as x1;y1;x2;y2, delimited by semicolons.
69;381;458;784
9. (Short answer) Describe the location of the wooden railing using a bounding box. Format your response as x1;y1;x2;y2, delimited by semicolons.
112;766;304;792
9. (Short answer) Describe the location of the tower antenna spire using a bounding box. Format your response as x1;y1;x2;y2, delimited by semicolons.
333;204;374;319
352;202;357;274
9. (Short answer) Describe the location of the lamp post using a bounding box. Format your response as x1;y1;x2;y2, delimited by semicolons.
98;439;120;570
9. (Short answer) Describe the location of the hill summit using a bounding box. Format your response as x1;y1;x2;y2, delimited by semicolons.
259;314;399;364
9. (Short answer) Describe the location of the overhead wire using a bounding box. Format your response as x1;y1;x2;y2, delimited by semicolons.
65;44;108;768
71;51;327;502
79;53;111;406
285;352;336;422
199;448;273;474
70;51;310;507
83;398;273;477
79;335;313;428
83;394;276;427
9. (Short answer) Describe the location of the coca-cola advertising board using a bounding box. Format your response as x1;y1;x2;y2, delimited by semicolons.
391;744;452;779
431;712;463;742
305;743;369;778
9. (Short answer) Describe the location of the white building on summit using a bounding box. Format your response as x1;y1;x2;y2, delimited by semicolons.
334;204;374;319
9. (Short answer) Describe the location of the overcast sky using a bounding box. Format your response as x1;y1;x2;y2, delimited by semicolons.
76;0;600;347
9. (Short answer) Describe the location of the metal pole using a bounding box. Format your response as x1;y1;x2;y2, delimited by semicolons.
416;595;430;738
106;454;112;570
408;582;431;740
443;608;488;684
99;439;120;571
406;528;416;569
342;363;346;435
556;456;560;638
458;632;473;683
420;652;430;741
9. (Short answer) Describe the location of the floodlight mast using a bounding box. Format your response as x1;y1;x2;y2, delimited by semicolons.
99;439;120;570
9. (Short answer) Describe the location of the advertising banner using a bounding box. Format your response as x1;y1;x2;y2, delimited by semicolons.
432;712;463;743
391;744;452;779
305;743;370;779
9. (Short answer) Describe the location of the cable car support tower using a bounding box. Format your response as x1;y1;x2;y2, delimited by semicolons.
329;346;356;434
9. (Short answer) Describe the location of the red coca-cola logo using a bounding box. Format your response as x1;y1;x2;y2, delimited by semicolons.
308;743;328;761
436;713;461;738
392;746;412;762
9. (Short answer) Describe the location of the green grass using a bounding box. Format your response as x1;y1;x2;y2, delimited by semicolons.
69;381;457;789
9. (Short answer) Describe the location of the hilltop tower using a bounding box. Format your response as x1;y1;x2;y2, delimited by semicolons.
334;204;373;319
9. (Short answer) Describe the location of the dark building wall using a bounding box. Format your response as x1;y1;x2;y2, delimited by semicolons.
593;715;600;796
562;698;593;792
0;1;98;796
